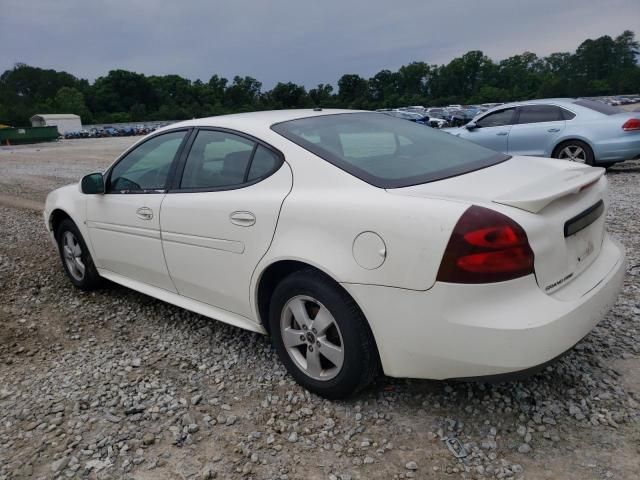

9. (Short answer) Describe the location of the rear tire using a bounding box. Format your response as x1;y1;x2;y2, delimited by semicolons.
269;269;378;399
552;140;595;166
56;219;102;291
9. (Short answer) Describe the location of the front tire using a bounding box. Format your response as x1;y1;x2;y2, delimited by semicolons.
552;140;595;166
269;269;378;399
56;219;102;290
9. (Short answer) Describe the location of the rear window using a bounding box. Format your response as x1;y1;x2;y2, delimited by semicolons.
573;99;623;115
271;113;509;188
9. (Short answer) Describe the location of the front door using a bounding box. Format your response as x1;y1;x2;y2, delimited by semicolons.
458;107;516;153
86;129;189;291
160;128;292;318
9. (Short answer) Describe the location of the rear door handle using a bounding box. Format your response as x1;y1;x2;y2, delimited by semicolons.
230;211;256;227
547;128;561;132
496;131;508;136
136;207;153;220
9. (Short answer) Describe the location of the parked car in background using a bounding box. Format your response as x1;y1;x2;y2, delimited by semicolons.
445;98;640;166
45;109;625;398
382;110;429;124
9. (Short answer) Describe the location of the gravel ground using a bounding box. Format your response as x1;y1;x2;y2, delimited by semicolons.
0;139;639;479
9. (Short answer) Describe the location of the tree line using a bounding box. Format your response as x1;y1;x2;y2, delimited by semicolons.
1;30;638;126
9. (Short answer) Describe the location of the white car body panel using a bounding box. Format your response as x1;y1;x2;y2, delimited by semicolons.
44;109;626;381
86;193;176;292
160;163;293;318
343;234;624;379
98;269;265;334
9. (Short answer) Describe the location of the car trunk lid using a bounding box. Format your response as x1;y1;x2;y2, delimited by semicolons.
387;156;608;295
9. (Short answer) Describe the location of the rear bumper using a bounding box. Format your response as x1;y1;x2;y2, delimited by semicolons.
594;135;640;162
342;234;626;380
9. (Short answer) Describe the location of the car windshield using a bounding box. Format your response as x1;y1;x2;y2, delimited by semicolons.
573;99;623;115
272;112;509;188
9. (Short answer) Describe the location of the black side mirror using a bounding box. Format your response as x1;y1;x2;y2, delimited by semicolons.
81;173;105;194
465;122;478;130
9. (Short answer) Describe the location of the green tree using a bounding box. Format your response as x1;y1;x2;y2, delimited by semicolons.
267;82;309;108
54;86;92;123
225;76;262;110
337;74;368;107
308;83;334;106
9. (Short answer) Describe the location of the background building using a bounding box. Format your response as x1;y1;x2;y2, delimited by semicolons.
30;114;81;134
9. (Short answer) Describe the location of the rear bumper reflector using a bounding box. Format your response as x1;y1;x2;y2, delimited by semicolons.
564;200;604;238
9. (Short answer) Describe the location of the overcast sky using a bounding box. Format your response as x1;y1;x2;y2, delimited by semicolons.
1;0;638;89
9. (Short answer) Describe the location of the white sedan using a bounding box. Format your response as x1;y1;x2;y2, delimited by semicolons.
44;109;626;398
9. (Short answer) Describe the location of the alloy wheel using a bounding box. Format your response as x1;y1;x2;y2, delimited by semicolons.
62;231;85;281
558;145;587;163
279;295;344;381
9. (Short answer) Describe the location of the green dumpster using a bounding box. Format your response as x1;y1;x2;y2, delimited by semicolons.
0;126;59;145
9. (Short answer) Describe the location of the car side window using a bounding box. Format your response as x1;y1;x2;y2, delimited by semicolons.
247;145;281;181
476;108;515;128
181;130;255;189
108;131;186;193
560;108;576;120
517;105;563;124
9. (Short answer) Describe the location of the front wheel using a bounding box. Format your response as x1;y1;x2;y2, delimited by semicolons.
56;219;103;290
269;269;379;399
552;140;595;166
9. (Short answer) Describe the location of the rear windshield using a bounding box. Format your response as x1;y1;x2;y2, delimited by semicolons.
271;112;509;188
573;99;623;115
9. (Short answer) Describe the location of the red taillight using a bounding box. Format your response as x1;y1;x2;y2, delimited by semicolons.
437;206;535;283
622;118;640;131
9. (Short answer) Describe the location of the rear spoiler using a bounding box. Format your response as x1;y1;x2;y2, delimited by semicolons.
493;167;605;213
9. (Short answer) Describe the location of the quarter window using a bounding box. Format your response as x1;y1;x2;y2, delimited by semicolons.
247;145;281;181
476;108;515;128
181;130;255;189
108;131;186;193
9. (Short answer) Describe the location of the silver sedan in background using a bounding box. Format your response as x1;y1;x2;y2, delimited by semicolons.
445;98;640;166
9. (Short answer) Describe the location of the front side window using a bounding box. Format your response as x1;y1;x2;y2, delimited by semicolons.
272;112;508;188
476;108;516;128
517;105;563;124
108;131;186;193
181;130;255;189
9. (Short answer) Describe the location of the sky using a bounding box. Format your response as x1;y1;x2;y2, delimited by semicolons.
1;0;639;89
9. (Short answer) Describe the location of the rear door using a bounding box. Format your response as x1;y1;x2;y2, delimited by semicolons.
457;107;516;152
508;105;567;156
160;128;292;318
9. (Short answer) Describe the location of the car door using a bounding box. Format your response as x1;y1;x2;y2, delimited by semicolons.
457;107;516;152
160;128;293;318
507;105;567;157
86;129;189;291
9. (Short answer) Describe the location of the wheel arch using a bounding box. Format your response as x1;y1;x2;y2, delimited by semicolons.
49;208;73;236
551;136;596;158
254;259;376;344
255;259;339;333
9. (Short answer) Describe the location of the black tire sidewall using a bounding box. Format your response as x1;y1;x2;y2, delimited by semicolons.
269;271;375;399
56;219;101;290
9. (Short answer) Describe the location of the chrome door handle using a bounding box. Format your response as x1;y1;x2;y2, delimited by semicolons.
496;131;508;136
230;211;256;227
136;207;153;220
547;128;560;132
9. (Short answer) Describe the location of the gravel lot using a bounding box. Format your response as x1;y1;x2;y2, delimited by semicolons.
1;138;639;479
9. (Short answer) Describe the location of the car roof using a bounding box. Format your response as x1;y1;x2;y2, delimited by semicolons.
160;109;365;133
